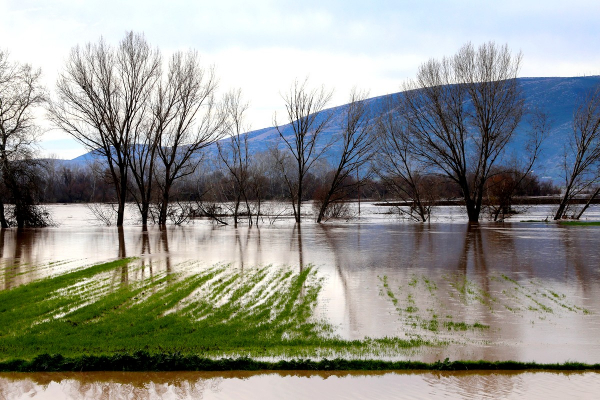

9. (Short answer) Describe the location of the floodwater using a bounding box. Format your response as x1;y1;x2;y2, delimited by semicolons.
1;203;600;398
1;370;599;399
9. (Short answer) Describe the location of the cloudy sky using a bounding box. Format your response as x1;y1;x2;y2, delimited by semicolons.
1;0;599;159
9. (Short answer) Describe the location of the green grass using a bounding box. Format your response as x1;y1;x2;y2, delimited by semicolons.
3;261;595;372
558;221;600;226
0;260;427;362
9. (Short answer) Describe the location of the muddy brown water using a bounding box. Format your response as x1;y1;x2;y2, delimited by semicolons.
1;371;599;399
1;204;600;398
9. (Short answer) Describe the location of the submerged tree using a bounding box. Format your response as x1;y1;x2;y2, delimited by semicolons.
374;95;438;222
274;78;334;223
217;89;253;227
128;116;159;227
50;32;161;226
0;50;50;228
484;107;550;221
554;85;600;220
403;41;524;222
315;88;375;223
153;50;225;226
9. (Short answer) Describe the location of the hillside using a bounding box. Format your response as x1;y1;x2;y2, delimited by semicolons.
64;76;600;181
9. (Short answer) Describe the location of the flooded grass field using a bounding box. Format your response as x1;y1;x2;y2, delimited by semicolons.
1;203;600;398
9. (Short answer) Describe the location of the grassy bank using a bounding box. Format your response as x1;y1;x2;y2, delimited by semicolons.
558;221;600;226
0;259;424;362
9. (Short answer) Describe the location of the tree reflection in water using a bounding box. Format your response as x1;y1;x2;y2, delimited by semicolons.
1;371;599;400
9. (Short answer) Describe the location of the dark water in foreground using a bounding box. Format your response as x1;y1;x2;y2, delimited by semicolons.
1;371;599;399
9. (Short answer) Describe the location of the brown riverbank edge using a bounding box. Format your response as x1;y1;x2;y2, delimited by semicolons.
0;353;599;372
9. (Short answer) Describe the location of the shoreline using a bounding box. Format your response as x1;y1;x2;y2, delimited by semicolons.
1;352;600;372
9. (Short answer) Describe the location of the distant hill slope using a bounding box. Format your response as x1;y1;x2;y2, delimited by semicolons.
62;76;600;181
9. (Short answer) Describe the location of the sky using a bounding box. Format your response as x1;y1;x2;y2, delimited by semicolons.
1;0;600;159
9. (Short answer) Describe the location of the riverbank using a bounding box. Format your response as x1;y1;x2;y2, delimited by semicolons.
2;352;600;372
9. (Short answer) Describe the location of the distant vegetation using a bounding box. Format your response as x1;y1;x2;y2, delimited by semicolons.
1;35;598;227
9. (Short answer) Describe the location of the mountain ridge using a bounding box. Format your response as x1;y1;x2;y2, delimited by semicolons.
61;76;600;182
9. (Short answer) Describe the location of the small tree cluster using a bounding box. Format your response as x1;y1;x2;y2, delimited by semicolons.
0;50;50;228
49;32;225;227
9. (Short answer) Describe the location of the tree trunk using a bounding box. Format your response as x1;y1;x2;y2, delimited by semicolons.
118;226;127;258
0;202;7;228
575;187;600;220
316;200;328;223
116;200;125;227
159;182;171;226
296;176;302;223
233;196;240;227
554;180;576;220
141;203;149;227
554;198;569;220
465;198;481;223
116;169;128;227
316;182;338;223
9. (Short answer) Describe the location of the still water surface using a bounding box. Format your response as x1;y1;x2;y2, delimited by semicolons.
1;204;600;398
1;370;599;399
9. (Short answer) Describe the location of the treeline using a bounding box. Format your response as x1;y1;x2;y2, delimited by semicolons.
35;155;559;221
1;35;598;228
38;158;560;205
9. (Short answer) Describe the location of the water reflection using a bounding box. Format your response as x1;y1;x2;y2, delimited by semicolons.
1;228;39;290
160;227;172;275
1;209;600;362
0;371;598;400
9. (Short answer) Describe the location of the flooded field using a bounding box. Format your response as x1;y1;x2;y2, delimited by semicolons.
1;203;600;397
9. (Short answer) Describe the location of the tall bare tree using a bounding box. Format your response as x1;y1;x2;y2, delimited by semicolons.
153;50;225;226
315;88;375;223
274;78;333;223
403;42;524;222
128;117;159;227
217;89;253;227
0;50;48;228
483;107;550;221
50;32;161;226
554;85;600;220
374;95;437;222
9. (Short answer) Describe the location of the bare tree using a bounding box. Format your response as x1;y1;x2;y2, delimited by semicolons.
127;116;159;227
0;50;49;228
247;150;270;224
153;50;225;226
403;42;524;222
315;88;375;223
274;78;334;223
374;95;437;222
484;107;550;221
49;32;161;226
554;85;600;220
217;90;253;227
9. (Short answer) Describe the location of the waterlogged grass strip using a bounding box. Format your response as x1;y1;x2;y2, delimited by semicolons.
0;261;428;361
0;259;136;336
1;352;600;372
